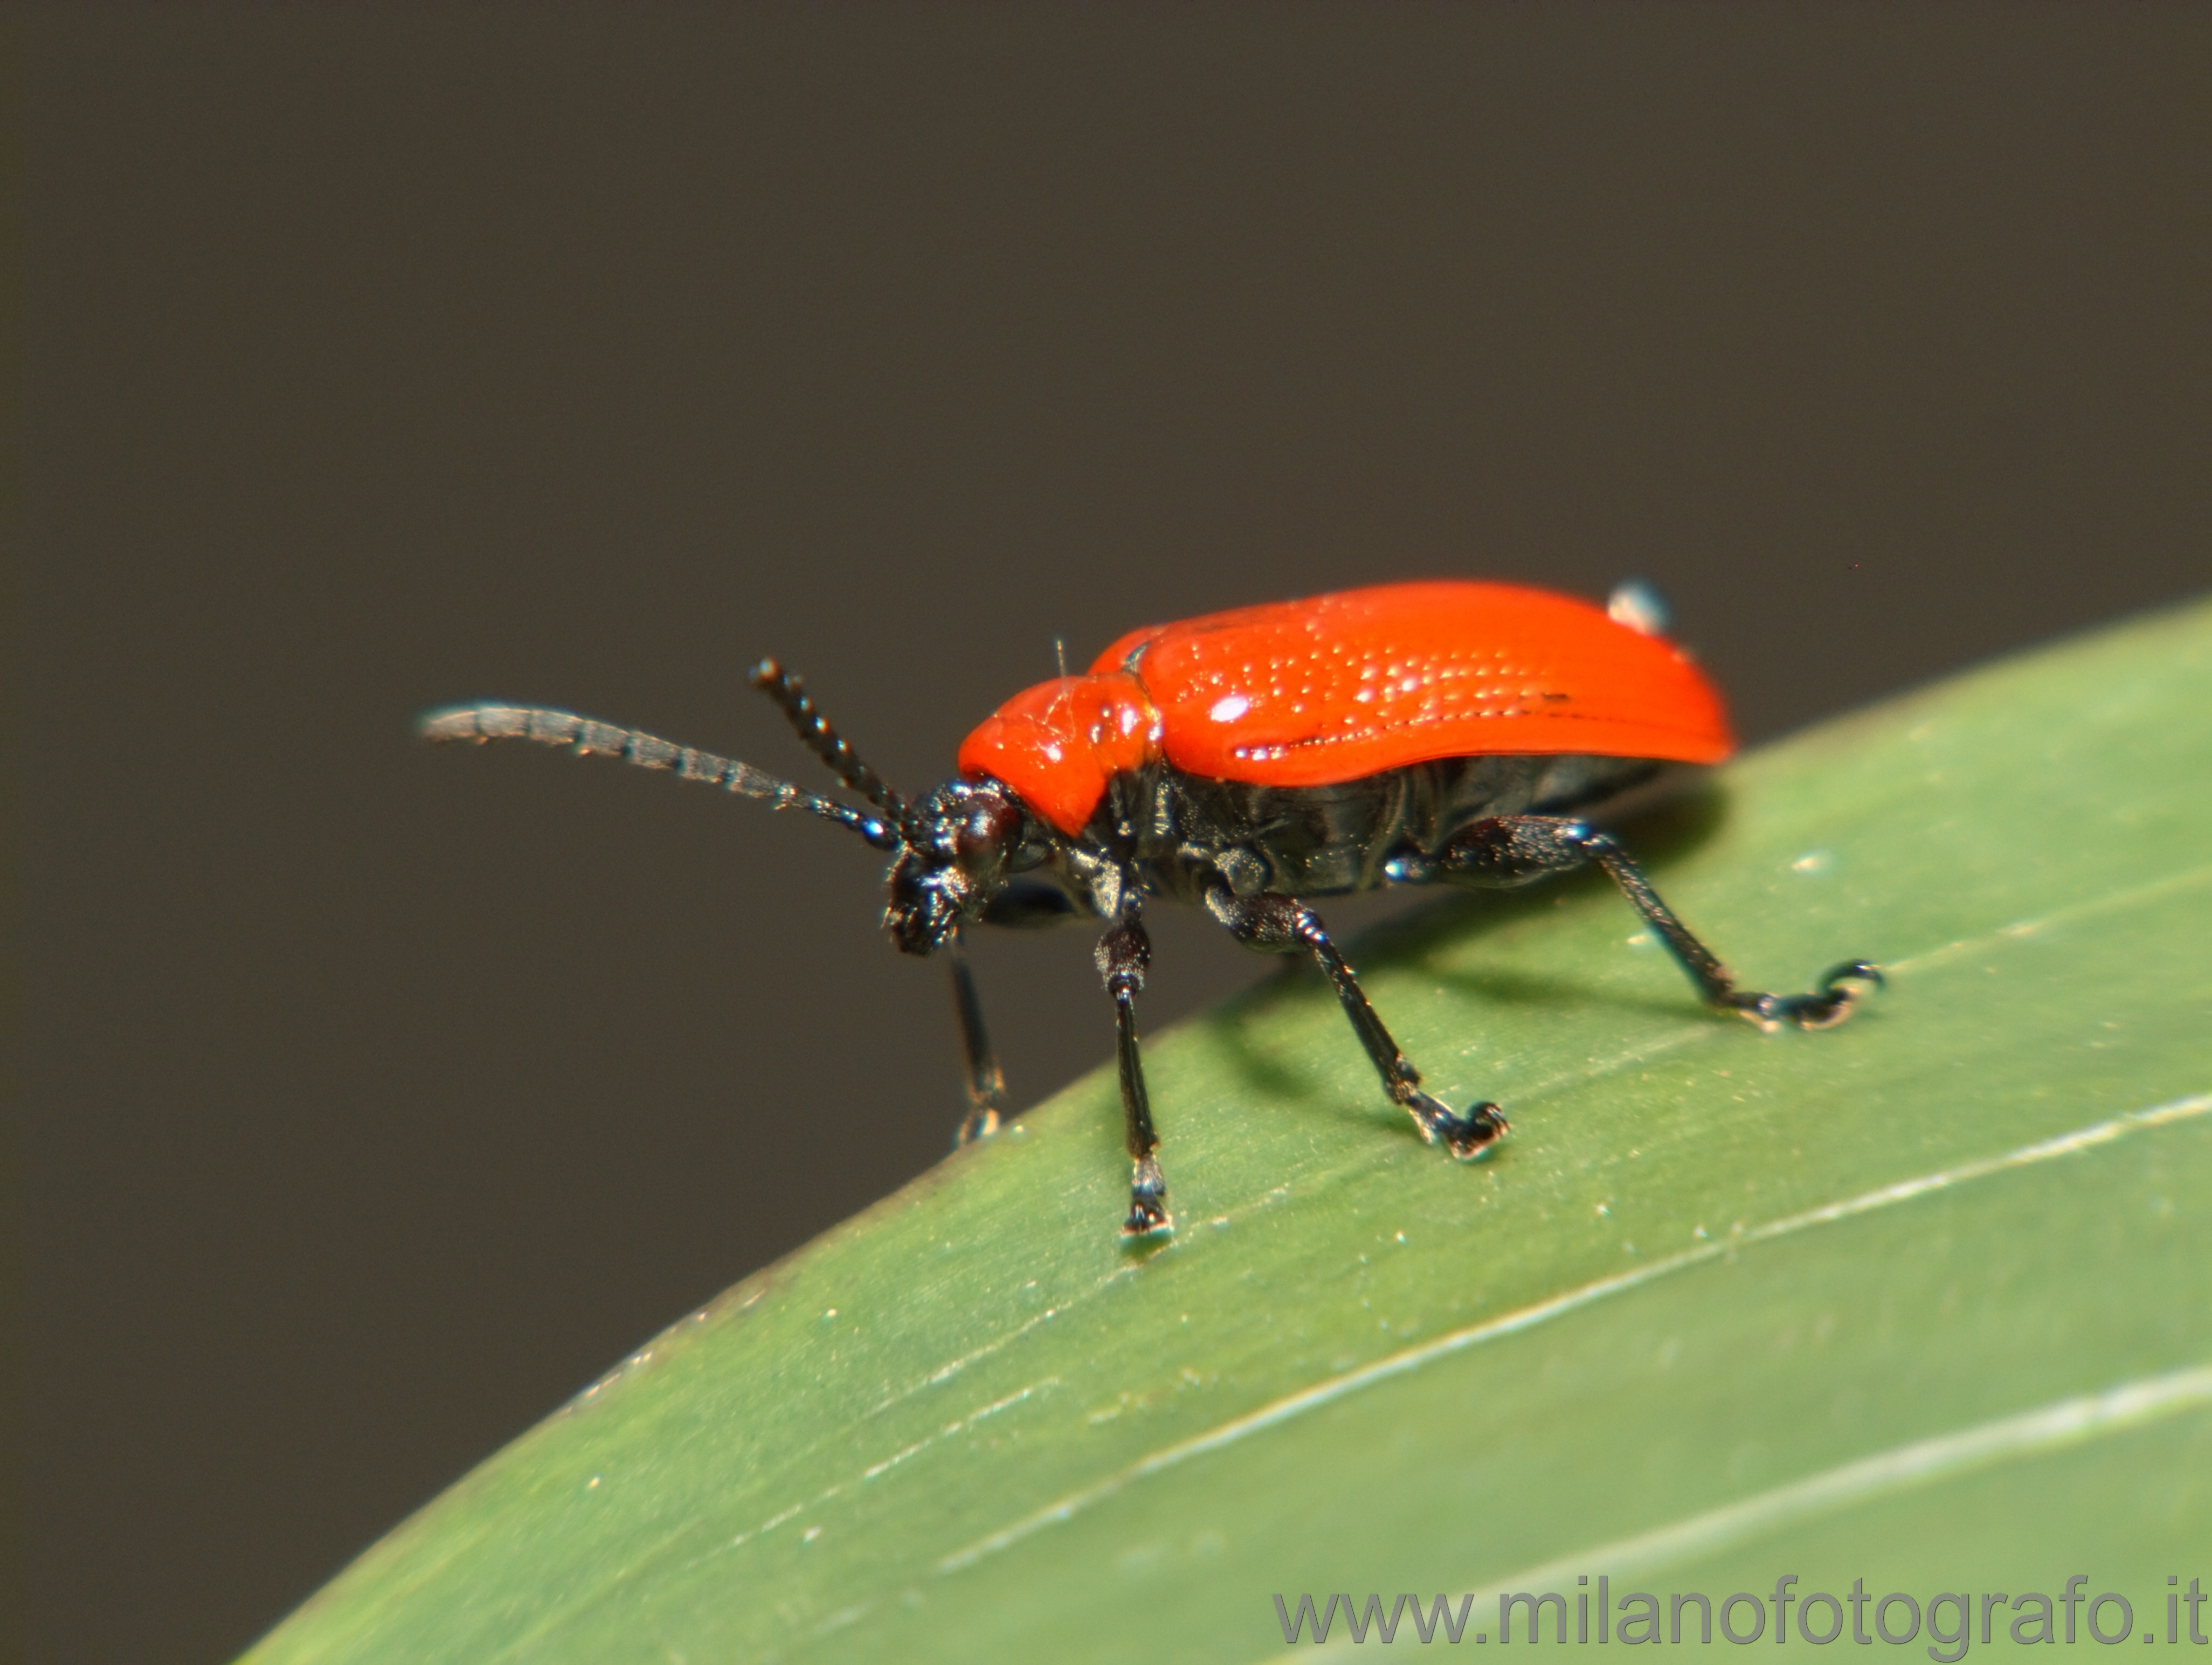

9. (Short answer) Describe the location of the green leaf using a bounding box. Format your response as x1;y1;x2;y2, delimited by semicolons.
249;600;2212;1663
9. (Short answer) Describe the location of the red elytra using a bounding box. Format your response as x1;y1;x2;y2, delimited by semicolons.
957;580;1733;836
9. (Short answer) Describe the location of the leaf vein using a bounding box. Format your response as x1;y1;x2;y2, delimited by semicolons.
935;1090;2212;1576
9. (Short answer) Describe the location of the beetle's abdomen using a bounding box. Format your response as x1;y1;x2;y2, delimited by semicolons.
1127;752;1668;901
1090;580;1732;788
957;671;1163;836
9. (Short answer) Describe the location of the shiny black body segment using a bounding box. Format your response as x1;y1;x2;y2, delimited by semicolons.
1108;752;1663;903
423;664;1877;1241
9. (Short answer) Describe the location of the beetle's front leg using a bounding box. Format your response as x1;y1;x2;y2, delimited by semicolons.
1202;882;1508;1158
943;934;1006;1144
1422;815;1881;1029
942;881;1091;1144
1097;910;1171;1237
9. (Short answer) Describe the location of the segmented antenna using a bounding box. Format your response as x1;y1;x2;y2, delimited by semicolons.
419;704;905;850
746;660;916;836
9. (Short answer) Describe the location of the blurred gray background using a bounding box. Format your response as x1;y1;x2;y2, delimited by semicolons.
20;8;2206;1660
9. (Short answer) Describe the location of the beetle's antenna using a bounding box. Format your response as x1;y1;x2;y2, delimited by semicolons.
1054;636;1068;679
746;660;917;839
420;704;905;851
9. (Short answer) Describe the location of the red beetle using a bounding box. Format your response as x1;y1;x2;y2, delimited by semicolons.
425;580;1876;1237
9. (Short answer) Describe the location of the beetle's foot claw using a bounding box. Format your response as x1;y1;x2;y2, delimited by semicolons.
1725;960;1883;1031
1446;1102;1510;1160
1121;1202;1173;1238
1121;1156;1172;1238
955;1107;1001;1146
1408;1091;1509;1158
1794;959;1884;1029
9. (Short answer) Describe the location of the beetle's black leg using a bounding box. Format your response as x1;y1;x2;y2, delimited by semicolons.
1097;912;1170;1236
944;933;1006;1144
1203;884;1509;1158
1426;815;1882;1029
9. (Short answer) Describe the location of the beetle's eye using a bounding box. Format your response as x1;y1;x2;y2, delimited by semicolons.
955;799;1019;868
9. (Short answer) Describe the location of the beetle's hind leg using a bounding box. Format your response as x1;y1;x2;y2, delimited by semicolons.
1202;884;1509;1158
1420;815;1882;1028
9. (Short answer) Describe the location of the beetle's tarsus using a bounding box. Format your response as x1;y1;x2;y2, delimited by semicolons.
1399;1087;1509;1157
1441;1099;1511;1160
1721;960;1883;1031
1122;1155;1172;1237
1793;959;1884;1029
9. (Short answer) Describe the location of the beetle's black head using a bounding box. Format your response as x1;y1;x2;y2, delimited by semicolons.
883;779;1026;955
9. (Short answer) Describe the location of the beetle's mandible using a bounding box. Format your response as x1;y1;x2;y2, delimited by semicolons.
423;579;1878;1237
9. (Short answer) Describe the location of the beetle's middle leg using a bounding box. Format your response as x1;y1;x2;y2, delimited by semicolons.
1409;815;1881;1029
1097;911;1171;1237
1202;883;1509;1158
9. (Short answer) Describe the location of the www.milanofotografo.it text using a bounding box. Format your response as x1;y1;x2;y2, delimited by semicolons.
1273;1576;2209;1653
